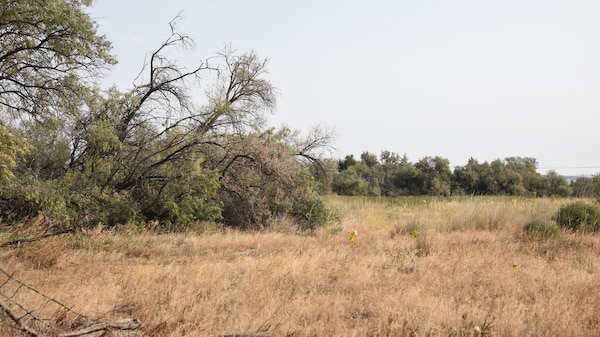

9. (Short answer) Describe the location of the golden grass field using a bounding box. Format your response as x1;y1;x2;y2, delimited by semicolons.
1;196;599;336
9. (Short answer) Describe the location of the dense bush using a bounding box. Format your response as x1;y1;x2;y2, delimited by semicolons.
552;202;600;232
523;220;560;239
0;4;338;233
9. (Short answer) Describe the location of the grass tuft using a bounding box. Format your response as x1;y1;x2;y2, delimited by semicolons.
523;220;561;239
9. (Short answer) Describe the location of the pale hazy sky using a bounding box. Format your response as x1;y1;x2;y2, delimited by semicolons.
88;1;600;176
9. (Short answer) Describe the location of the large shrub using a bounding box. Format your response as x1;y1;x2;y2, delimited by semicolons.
552;202;600;232
212;132;338;231
0;10;339;233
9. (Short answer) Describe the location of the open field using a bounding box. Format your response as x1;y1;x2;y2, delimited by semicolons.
1;196;599;336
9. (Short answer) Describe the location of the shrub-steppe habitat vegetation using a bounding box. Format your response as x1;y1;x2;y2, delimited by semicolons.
1;1;600;336
2;196;600;336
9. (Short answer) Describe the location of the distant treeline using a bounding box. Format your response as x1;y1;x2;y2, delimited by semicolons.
326;151;598;198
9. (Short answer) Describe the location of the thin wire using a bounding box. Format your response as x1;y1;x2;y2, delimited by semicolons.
538;166;600;170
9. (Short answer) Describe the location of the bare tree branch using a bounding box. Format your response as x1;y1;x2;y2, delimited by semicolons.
0;267;141;337
0;298;41;336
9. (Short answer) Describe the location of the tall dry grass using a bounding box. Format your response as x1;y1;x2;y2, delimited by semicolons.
1;196;599;336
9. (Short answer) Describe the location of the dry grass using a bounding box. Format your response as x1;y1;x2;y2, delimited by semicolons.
1;196;599;336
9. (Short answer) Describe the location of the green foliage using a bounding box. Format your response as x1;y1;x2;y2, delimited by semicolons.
452;157;548;196
0;164;221;232
18;119;71;179
66;183;142;228
0;124;29;182
523;220;560;239
392;161;421;195
334;153;568;198
0;176;76;226
570;176;596;198
338;154;358;171
292;196;340;232
593;174;600;203
0;3;353;233
85;119;122;155
544;170;572;197
332;167;370;196
378;151;405;196
452;158;488;195
415;156;452;196
0;0;115;118
306;158;338;195
213;131;336;231
360;151;379;168
136;160;222;231
553;202;600;232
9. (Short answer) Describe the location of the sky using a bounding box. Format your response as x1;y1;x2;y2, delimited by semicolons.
87;0;600;176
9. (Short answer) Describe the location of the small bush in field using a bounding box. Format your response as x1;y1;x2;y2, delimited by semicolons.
523;220;560;239
552;202;600;232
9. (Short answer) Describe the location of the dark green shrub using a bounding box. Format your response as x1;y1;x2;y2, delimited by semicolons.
552;202;600;232
523;220;560;239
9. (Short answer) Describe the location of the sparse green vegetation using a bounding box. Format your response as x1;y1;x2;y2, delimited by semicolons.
523;220;560;239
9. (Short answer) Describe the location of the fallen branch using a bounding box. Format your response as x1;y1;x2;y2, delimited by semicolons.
58;318;142;337
0;228;73;248
0;268;80;316
0;297;41;336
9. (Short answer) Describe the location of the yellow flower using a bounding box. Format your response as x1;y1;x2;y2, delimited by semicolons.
349;230;358;245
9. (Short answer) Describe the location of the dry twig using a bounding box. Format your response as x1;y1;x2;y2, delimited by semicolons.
0;266;141;337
